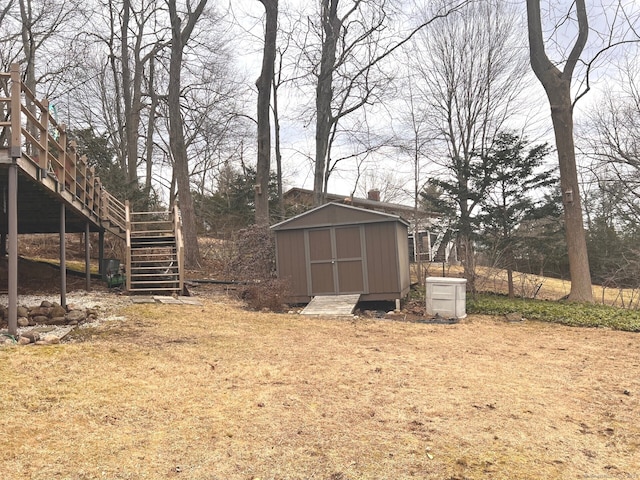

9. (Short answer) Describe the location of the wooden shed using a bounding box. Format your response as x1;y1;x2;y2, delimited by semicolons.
271;202;411;303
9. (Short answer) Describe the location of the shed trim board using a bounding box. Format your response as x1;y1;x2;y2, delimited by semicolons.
271;201;410;231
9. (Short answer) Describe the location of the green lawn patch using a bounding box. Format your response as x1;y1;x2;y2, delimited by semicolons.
467;293;640;332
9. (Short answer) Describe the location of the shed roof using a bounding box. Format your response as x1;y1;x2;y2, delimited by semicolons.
271;202;409;231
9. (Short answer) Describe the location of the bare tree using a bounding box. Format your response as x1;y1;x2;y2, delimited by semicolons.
255;0;278;226
526;0;593;302
582;58;640;225
167;0;208;268
413;0;530;291
311;0;469;205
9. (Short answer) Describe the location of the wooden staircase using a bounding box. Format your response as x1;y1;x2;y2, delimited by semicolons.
125;203;184;295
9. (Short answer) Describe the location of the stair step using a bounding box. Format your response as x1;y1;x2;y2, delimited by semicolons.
131;238;175;242
130;268;178;273
129;272;179;283
131;254;177;264
131;230;174;236
128;288;181;293
129;267;178;278
131;238;176;244
131;251;176;256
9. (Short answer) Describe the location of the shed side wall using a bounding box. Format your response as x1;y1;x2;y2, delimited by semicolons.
396;222;411;294
275;230;308;297
365;222;399;294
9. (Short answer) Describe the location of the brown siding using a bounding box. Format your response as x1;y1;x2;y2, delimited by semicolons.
396;223;411;295
365;222;399;294
275;230;308;297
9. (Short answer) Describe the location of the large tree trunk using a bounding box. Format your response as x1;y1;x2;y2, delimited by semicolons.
255;0;278;226
314;0;340;206
167;0;207;269
120;0;137;188
548;87;593;301
272;74;284;220
144;55;158;194
526;0;593;302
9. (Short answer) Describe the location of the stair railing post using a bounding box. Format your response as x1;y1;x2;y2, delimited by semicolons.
125;200;131;293
173;204;184;294
9;64;22;159
7;64;21;336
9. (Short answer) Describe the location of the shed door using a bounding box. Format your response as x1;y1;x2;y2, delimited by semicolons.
306;226;367;296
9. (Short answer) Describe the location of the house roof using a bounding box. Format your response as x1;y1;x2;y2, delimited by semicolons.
271;201;409;231
284;187;418;216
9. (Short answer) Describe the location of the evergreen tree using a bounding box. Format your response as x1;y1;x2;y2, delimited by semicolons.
476;132;557;297
72;128;156;210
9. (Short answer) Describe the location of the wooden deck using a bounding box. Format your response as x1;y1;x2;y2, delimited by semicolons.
0;64;126;237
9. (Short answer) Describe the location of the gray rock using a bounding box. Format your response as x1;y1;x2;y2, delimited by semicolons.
42;335;60;344
48;317;67;326
17;306;29;318
40;300;52;308
50;305;67;318
505;312;524;322
17;317;29;327
29;306;50;318
66;310;86;323
21;331;40;343
18;336;32;345
32;315;49;325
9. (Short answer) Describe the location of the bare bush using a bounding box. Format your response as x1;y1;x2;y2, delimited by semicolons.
240;278;290;312
225;226;290;311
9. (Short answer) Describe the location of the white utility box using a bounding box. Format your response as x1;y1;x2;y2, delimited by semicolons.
425;277;467;319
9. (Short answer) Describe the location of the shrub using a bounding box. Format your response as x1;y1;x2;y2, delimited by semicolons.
227;225;276;281
225;226;290;312
240;278;290;312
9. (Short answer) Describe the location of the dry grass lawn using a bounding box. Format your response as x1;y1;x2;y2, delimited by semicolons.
1;294;639;479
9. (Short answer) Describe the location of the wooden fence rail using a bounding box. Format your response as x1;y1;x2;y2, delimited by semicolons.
0;63;126;234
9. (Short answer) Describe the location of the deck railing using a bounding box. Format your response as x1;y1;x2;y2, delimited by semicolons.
0;64;125;234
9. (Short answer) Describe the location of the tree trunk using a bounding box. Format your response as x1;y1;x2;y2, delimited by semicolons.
145;55;158;194
272;74;284;221
120;0;137;188
314;0;340;206
526;0;593;302
255;0;278;226
167;0;207;269
549;90;593;302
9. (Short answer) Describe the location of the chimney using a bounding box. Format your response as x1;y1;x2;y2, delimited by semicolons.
367;189;380;202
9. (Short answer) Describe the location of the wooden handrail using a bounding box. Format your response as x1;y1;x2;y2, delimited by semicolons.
0;63;127;236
